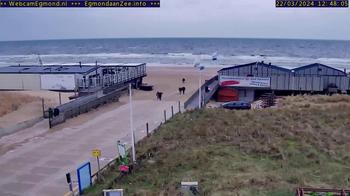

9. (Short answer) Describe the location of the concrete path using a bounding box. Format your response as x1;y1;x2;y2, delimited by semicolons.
0;99;180;196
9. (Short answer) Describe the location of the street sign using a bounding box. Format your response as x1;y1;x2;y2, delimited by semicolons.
117;142;126;158
92;149;101;157
77;162;92;194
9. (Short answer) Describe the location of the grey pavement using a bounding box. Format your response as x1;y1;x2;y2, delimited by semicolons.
0;99;180;196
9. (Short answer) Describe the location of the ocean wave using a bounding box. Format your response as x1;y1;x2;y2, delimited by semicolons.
0;52;349;69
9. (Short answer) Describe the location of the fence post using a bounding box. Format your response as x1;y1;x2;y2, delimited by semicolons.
164;110;166;122
171;106;174;117
42;98;45;117
178;101;181;113
49;116;52;129
146;122;149;137
58;92;62;105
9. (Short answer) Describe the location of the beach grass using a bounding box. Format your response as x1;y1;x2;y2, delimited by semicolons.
0;92;39;117
85;95;350;195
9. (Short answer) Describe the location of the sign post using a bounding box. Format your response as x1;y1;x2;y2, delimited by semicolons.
66;172;73;192
92;149;101;181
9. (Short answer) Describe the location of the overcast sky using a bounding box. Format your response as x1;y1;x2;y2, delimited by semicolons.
0;0;350;41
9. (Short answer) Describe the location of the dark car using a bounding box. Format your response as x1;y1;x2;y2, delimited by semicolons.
221;101;251;110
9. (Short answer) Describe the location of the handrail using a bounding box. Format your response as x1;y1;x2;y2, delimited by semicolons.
184;75;218;109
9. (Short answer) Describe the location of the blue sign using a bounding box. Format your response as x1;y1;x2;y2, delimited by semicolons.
77;162;92;194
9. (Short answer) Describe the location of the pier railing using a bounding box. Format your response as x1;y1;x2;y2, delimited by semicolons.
77;64;147;93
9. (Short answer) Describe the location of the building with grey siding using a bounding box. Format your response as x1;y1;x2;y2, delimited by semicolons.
292;63;349;92
218;62;349;102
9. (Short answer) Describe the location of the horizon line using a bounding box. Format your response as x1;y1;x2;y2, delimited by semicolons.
1;36;350;42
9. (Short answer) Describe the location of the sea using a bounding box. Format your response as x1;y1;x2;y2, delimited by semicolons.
1;38;350;69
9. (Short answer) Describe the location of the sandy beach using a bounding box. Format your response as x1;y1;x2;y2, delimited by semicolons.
0;66;218;132
0;65;219;196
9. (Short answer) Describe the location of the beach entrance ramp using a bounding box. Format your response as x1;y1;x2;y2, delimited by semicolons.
184;76;219;110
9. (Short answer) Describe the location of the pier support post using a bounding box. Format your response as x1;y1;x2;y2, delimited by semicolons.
178;101;181;113
171;106;174;117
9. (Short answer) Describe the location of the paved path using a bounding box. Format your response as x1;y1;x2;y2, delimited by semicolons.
0;99;180;196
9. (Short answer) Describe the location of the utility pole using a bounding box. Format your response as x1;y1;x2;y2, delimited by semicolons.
129;83;136;163
198;69;202;109
194;56;203;109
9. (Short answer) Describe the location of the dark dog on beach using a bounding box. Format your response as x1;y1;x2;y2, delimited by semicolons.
156;91;163;100
179;87;186;95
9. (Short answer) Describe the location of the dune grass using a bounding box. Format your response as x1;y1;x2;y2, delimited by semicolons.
0;92;39;117
85;95;350;195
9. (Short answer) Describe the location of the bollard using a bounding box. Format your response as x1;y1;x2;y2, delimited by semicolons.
178;101;181;113
146;122;149;137
171;106;174;117
164;110;166;122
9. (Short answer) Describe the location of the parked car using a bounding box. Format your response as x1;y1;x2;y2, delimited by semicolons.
221;101;251;110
